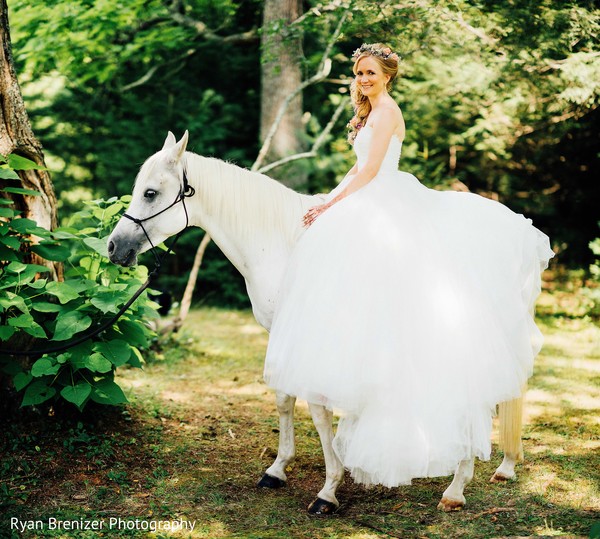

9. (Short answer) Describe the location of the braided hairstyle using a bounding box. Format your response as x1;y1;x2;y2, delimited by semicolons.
347;43;399;144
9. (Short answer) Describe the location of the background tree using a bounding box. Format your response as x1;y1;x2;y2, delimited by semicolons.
5;0;599;307
259;0;307;188
0;0;57;259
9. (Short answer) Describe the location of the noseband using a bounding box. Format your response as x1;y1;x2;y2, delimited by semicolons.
123;168;196;272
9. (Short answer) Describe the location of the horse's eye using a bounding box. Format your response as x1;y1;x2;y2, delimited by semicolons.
144;189;157;199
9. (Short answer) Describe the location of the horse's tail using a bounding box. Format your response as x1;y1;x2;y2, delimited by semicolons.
498;384;526;461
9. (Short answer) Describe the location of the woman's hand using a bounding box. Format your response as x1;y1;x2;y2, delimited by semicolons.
303;202;333;228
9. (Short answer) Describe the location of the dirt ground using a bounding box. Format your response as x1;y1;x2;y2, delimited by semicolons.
1;299;599;538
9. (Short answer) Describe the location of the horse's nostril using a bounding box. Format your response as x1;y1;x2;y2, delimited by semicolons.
108;241;115;254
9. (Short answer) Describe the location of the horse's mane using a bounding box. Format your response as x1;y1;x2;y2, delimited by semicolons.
185;153;317;247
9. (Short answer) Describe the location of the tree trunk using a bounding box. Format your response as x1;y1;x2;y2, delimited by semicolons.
260;0;307;189
0;0;58;238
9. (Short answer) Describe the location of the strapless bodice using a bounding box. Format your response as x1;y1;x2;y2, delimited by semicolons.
354;126;402;174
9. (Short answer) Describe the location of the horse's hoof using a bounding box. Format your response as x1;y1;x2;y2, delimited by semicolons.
257;473;286;489
307;497;338;516
490;471;515;483
437;497;465;512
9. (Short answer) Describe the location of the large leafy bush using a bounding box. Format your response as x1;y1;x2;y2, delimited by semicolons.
0;154;157;410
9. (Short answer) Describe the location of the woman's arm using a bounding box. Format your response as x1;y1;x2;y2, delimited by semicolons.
303;110;398;227
345;163;359;178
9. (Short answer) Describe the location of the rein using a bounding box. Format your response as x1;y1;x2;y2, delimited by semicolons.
0;170;195;358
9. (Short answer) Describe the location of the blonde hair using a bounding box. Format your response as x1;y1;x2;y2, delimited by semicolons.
348;43;399;143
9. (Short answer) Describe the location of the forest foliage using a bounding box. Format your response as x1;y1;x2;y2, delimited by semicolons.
6;0;600;307
1;155;158;409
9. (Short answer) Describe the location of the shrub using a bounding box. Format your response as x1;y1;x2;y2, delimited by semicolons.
0;154;157;410
582;224;600;318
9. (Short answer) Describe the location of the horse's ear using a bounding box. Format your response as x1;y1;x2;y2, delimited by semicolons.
169;130;189;163
162;131;177;150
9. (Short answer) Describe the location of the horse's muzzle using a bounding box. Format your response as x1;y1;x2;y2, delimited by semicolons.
107;239;139;267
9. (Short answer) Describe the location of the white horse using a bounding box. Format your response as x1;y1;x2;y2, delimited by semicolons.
107;131;525;514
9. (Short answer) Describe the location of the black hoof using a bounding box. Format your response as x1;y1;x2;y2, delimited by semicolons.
307;497;338;516
257;473;286;489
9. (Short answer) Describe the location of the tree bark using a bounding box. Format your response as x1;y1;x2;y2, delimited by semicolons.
260;0;307;189
0;0;58;236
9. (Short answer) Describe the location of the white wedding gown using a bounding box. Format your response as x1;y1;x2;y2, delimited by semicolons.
264;125;554;487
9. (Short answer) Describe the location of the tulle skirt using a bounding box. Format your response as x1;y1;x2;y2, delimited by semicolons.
264;169;554;487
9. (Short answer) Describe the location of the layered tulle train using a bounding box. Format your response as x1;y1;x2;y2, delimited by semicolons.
264;130;554;486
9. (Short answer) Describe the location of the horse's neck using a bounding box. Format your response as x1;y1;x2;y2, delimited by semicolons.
184;152;314;275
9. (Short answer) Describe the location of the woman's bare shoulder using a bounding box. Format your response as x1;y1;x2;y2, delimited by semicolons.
370;100;405;137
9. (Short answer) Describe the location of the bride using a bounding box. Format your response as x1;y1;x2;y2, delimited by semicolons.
264;43;554;488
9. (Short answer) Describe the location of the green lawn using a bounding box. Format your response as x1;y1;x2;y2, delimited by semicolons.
1;288;599;539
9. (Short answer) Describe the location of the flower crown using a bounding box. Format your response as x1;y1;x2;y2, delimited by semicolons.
352;43;399;62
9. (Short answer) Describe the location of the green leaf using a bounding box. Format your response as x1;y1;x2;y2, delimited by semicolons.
117;320;148;348
52;229;78;240
45;281;80;303
0;325;16;340
60;383;91;409
62;279;96;293
29;278;48;290
10;218;49;236
8;313;36;328
90;378;128;405
21;380;56;406
8;154;46;171
85;352;113;373
90;292;123;314
31;358;60;377
0;168;20;180
22;320;47;339
2;187;41;197
6;261;27;273
2;235;23;249
0;292;29;314
93;340;131;366
0;244;19;262
129;347;144;368
83;237;109;257
57;343;94;371
13;372;33;391
0;207;16;218
31;300;62;313
31;242;71;261
53;311;92;341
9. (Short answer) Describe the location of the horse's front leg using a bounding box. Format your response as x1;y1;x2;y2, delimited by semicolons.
437;458;474;512
258;391;296;488
307;403;344;516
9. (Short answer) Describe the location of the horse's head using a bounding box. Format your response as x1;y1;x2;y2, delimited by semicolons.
107;131;190;266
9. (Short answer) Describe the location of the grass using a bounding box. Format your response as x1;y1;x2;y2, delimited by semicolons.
1;284;599;539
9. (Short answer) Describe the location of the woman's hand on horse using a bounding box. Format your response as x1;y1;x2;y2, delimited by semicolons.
303;203;331;227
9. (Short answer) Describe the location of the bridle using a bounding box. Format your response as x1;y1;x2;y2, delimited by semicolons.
123;168;196;272
0;169;195;357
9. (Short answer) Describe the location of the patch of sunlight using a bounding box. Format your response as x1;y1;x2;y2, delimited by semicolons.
239;324;267;335
551;356;600;372
210;380;266;397
535;518;569;537
525;388;562;420
522;461;600;510
174;519;230;538
343;533;381;539
162;390;195;403
123;378;148;389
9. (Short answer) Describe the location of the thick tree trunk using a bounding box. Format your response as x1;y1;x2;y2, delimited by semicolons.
0;0;58;235
260;0;307;189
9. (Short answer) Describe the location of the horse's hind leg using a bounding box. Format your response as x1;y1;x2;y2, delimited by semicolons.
491;389;525;483
437;458;474;512
258;391;296;488
307;403;344;515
